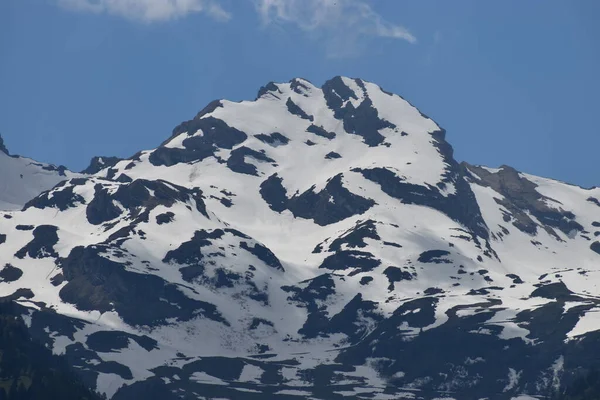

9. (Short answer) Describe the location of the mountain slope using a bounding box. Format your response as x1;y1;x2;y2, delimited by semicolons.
0;136;78;210
0;77;599;400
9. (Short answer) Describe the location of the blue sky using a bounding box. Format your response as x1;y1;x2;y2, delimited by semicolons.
1;0;598;187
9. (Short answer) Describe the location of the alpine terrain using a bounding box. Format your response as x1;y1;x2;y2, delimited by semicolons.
0;77;599;400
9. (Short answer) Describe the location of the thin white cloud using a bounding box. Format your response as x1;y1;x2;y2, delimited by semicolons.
256;0;416;45
57;0;231;22
55;0;416;55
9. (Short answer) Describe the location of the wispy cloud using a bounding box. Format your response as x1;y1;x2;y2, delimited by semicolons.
256;0;416;51
57;0;231;22
424;30;442;66
55;0;416;55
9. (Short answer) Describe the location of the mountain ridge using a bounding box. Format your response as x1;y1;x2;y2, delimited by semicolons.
0;134;78;211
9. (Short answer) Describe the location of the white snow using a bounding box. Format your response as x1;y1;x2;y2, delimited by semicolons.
0;152;80;210
567;309;600;338
503;368;522;392
190;372;229;385
96;373;127;399
238;364;263;383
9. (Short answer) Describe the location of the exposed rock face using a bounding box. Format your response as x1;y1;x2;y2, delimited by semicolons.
148;117;247;167
465;163;584;238
82;156;123;174
261;173;376;226
0;76;598;399
0;134;9;155
356;164;490;240
59;245;227;327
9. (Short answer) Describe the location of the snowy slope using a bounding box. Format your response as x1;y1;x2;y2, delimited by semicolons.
0;77;599;400
0;135;79;210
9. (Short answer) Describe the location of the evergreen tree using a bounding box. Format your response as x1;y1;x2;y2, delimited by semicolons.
0;302;101;400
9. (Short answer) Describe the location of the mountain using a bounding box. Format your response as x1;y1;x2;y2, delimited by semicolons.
0;76;599;400
0;135;79;210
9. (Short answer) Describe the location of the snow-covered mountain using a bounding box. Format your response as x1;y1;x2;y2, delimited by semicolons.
1;77;599;400
0;135;79;210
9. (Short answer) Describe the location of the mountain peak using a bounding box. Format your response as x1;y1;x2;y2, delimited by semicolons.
105;75;449;200
81;156;123;174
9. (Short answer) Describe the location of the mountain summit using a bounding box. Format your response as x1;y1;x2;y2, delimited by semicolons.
0;77;599;400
